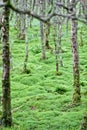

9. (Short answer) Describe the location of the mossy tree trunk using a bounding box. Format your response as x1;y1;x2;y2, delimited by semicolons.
58;23;63;67
70;0;81;104
1;0;12;126
44;23;50;50
80;113;87;130
23;1;30;73
53;17;59;74
44;0;52;52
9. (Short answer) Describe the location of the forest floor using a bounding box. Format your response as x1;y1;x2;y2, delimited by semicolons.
0;21;87;130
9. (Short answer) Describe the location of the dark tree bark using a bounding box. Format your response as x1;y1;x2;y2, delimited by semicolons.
70;0;81;104
1;0;12;127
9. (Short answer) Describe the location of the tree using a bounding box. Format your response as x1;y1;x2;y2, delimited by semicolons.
1;0;12;126
70;0;81;104
53;16;59;74
40;0;46;60
44;0;52;52
23;0;30;73
0;0;87;128
80;113;87;130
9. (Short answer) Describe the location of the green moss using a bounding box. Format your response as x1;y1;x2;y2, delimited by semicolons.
0;21;87;129
73;93;81;105
56;72;62;76
55;86;67;94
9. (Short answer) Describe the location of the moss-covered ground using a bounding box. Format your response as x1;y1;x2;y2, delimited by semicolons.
0;21;87;130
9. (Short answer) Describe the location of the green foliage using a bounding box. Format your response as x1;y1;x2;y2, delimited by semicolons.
55;86;68;94
0;22;87;130
31;44;41;54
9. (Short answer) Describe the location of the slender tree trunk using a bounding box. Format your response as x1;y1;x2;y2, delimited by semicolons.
19;0;26;40
45;23;50;49
40;0;46;60
56;1;63;67
80;113;87;130
1;0;12;126
53;17;59;74
66;0;69;32
23;14;29;73
44;0;52;52
29;0;35;28
70;0;81;104
58;23;63;67
14;0;19;30
35;0;39;13
23;0;30;73
44;23;53;53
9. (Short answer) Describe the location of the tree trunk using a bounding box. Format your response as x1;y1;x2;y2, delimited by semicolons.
29;0;35;28
40;0;46;60
70;0;81;104
58;23;63;67
44;0;52;52
14;0;19;30
53;17;59;74
23;14;30;73
1;0;12;126
19;0;26;40
80;113;87;130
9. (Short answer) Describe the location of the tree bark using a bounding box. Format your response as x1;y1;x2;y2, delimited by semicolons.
19;0;26;40
80;113;87;130
53;17;59;74
1;0;12;126
23;15;29;73
29;0;35;28
40;0;46;60
58;23;63;67
44;0;52;52
70;0;81;104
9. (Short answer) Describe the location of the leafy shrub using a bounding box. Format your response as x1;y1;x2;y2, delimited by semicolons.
55;87;67;94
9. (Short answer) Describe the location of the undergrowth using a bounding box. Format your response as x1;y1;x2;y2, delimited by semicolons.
0;21;87;130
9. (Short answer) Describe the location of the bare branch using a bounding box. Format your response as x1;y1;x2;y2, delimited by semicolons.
8;2;70;23
0;1;87;24
55;2;69;11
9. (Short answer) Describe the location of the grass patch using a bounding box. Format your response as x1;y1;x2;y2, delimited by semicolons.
0;22;87;130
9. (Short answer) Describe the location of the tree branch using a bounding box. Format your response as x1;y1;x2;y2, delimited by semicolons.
0;1;87;24
6;2;71;23
55;2;69;11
